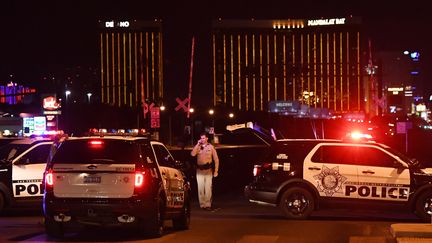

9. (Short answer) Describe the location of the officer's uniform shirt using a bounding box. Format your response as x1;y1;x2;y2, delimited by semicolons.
191;143;219;174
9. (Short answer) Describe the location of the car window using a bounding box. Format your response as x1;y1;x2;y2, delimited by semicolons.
50;139;140;164
0;144;31;161
355;147;396;167
311;145;356;165
152;144;175;167
266;141;316;163
18;144;51;164
139;143;157;165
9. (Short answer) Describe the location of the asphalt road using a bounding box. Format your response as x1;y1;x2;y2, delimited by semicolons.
0;194;421;243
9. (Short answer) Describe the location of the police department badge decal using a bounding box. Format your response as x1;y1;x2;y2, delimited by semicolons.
313;165;347;196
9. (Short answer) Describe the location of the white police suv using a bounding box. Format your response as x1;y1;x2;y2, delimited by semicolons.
245;139;432;221
0;138;53;213
43;134;191;238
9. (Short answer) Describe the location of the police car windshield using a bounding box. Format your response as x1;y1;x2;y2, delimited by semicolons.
50;139;140;164
0;144;32;162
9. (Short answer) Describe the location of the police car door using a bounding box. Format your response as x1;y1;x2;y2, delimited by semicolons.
151;142;185;209
12;142;52;198
303;143;358;199
354;145;410;202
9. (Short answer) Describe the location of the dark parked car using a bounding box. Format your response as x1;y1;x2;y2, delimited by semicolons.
169;127;275;195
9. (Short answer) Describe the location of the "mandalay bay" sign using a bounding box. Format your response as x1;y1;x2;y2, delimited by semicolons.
307;18;346;26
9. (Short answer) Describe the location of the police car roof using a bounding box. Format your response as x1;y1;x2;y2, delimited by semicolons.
275;138;380;146
66;136;150;141
277;139;341;142
10;137;53;145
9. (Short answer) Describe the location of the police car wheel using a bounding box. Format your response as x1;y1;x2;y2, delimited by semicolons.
44;217;64;238
172;197;190;230
279;187;314;219
415;191;432;222
143;196;165;238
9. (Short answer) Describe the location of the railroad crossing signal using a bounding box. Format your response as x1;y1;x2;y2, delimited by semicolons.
175;97;189;112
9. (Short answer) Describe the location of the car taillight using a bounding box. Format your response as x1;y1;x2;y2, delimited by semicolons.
135;172;144;187
253;165;260;176
45;170;54;186
253;163;271;177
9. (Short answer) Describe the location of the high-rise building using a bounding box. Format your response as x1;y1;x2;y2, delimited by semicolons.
98;19;163;107
376;50;423;115
212;17;367;114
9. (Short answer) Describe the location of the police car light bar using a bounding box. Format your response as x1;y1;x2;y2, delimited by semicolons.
88;128;148;137
348;131;373;140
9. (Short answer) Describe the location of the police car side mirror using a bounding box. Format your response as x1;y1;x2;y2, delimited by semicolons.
393;161;406;174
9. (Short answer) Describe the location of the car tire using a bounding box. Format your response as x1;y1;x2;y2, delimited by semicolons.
415;191;432;222
279;187;314;219
143;197;164;238
172;197;190;230
45;217;64;238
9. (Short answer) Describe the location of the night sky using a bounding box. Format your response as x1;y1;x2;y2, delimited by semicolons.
1;0;431;106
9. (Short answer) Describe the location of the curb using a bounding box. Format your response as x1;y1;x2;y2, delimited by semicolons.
391;223;432;239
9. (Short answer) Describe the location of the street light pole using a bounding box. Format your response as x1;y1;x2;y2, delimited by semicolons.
160;105;172;146
209;109;215;135
189;108;194;146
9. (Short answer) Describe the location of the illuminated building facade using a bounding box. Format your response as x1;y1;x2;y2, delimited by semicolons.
98;20;163;107
212;17;366;113
0;82;36;105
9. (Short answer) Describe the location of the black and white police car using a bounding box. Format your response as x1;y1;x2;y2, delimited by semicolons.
245;138;432;221
0;138;53;213
43;132;191;238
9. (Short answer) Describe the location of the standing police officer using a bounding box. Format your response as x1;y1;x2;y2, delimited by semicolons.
191;132;219;210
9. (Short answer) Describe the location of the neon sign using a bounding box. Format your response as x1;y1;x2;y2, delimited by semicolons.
43;96;61;110
34;116;46;131
105;21;130;28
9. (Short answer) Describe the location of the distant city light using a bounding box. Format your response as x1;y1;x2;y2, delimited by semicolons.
65;90;71;102
160;105;165;111
228;113;234;118
403;51;409;55
209;109;214;115
410;51;420;61
189;108;194;113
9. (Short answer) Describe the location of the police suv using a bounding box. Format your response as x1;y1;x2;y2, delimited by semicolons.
245;139;432;221
0;138;53;213
43;134;191;238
